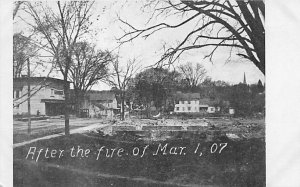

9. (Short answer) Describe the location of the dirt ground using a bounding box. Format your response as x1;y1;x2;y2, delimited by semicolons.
13;117;265;187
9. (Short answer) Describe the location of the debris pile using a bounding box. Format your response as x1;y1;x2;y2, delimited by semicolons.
94;117;264;141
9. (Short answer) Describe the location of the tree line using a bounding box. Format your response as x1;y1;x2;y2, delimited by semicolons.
120;65;265;118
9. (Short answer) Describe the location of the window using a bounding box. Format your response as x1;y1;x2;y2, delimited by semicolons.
180;101;184;104
199;107;208;111
54;90;64;95
188;101;191;104
176;107;179;111
182;107;185;111
188;107;191;111
15;90;20;98
51;89;54;96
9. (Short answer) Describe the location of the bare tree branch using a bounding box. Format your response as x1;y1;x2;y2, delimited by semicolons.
118;0;265;75
178;62;207;88
107;57;141;120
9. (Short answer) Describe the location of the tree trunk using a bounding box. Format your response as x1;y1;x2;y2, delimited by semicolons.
120;94;125;121
74;88;81;117
64;75;70;135
146;103;150;118
27;58;31;135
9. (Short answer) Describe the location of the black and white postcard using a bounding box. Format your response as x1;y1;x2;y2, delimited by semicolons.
1;0;300;186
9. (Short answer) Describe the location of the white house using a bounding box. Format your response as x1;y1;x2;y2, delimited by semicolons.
13;77;68;116
173;92;219;114
81;90;119;118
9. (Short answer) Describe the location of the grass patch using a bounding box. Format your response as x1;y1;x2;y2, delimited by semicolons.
14;130;265;187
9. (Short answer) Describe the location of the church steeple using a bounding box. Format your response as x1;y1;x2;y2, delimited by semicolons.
243;72;247;84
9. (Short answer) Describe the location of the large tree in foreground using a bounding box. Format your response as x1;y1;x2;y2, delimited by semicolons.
25;1;94;135
118;0;265;75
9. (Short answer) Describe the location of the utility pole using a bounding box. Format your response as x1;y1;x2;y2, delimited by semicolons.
27;58;31;134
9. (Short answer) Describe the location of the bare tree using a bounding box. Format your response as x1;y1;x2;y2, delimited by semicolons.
70;42;113;116
13;33;33;78
13;1;24;19
107;58;140;120
118;0;265;75
178;62;207;88
13;2;28;78
25;1;95;135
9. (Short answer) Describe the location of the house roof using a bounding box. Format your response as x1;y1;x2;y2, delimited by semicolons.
13;77;69;90
175;92;200;101
14;77;68;84
175;91;220;106
87;90;116;101
198;98;218;106
92;102;108;110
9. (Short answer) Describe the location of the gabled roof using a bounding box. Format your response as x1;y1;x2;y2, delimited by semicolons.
198;98;218;106
92;102;108;110
174;91;220;106
175;92;200;101
87;90;116;101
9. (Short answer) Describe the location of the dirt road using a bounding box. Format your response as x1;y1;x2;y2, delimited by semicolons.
13;118;111;145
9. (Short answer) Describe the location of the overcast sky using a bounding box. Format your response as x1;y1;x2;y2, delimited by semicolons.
14;0;265;90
